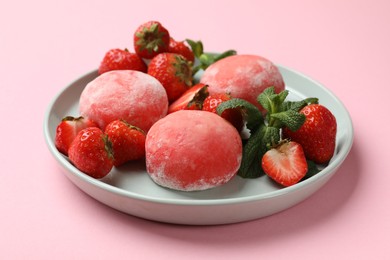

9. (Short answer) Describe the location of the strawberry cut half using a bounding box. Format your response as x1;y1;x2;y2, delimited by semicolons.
261;141;308;187
55;116;98;156
168;83;209;113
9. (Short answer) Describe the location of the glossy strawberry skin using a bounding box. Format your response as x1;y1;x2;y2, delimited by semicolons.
98;48;147;75
134;21;170;59
168;38;195;63
202;93;244;131
68;127;114;179
55;116;98;156
168;83;209;113
148;53;193;102
105;120;146;166
283;104;337;164
261;141;308;187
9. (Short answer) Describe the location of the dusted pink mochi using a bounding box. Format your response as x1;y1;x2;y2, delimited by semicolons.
145;110;242;191
79;70;168;131
200;54;285;112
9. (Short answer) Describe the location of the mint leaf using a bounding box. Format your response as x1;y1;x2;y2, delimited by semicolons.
301;159;321;181
257;87;290;123
282;97;319;112
257;87;277;113
270;110;306;131
238;125;280;178
273;90;289;108
216;98;263;133
186;40;236;77
238;126;266;178
213;50;237;62
185;39;203;58
262;126;281;150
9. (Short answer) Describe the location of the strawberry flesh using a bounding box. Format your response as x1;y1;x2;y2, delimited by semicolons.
55;116;98;156
168;83;209;113
261;141;308;187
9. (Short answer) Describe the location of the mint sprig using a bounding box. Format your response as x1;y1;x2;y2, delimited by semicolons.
216;98;263;133
186;39;237;76
217;86;319;178
301;159;321;181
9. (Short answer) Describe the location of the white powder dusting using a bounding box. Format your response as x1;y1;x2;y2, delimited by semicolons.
145;111;242;192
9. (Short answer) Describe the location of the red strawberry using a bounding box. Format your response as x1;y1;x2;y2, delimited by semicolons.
261;141;308;187
168;37;195;63
68;127;114;179
98;48;147;75
105;120;146;166
283;104;337;164
202;93;244;131
168;83;209;113
148;53;193;102
134;21;170;59
55;116;98;156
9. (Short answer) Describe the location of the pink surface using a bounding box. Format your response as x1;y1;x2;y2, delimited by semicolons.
1;0;389;259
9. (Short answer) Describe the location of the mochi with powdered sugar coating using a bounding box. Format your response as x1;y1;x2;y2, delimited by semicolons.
145;110;242;191
79;70;168;132
200;54;285;112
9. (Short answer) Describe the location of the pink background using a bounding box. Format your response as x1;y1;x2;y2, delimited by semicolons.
1;0;389;259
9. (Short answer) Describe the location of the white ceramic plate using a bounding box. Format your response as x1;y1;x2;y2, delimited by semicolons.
44;66;354;225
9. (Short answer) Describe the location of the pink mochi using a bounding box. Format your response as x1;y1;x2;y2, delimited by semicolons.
145;110;242;191
79;70;168;131
200;54;285;112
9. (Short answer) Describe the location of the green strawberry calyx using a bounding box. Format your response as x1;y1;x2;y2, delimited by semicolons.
173;55;193;86
217;86;319;179
102;134;114;160
135;23;167;54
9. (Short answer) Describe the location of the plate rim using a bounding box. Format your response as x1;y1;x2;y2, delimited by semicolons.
43;65;354;207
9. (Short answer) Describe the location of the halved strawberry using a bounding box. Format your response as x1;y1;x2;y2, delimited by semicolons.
168;83;209;113
55;116;98;156
261;141;308;187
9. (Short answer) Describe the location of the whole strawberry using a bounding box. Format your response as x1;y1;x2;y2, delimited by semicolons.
283;104;337;164
68;127;114;179
55;116;98;156
134;21;170;59
98;48;147;75
105;120;146;166
262;141;308;187
148;53;193;102
168;83;209;113
203;93;244;131
168;37;195;63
